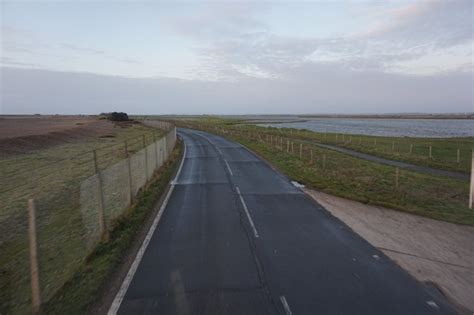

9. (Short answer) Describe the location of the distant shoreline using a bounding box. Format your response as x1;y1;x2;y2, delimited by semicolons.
297;114;474;120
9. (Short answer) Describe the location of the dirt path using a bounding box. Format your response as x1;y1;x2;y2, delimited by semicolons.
300;140;469;181
305;189;474;313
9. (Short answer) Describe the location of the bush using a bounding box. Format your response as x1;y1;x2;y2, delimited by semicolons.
104;112;129;121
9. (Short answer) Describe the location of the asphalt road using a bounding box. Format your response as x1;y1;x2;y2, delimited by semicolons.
114;128;457;315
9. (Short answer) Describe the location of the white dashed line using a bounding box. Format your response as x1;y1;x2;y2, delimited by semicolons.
236;186;259;238
224;160;233;176
280;296;293;315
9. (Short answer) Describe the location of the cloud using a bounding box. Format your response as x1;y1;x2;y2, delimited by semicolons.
1;67;472;115
1;24;143;69
174;0;473;80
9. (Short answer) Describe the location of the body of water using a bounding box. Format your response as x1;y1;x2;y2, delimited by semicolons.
262;118;474;138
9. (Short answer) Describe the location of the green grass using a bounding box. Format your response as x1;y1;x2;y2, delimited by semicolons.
39;140;182;314
173;119;473;226
252;126;474;174
0;122;166;314
170;116;473;174
235;136;472;225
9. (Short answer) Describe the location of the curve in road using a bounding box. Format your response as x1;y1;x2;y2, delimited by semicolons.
111;128;457;315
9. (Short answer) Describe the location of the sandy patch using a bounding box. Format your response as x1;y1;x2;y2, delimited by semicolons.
304;189;474;312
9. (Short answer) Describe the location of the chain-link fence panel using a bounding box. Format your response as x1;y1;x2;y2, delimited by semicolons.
102;159;131;224
1;123;177;314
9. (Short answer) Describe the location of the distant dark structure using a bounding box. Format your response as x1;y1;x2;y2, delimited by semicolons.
101;112;129;121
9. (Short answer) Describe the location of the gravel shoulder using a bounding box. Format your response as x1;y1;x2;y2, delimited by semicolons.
305;188;474;313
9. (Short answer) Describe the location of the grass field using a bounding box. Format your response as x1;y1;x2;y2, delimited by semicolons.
0;119;166;314
169;116;473;173
173;118;473;226
247;126;474;174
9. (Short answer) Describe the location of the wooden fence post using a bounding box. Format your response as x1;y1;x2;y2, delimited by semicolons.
287;140;290;152
92;150;107;239
310;149;313;164
374;139;377;148
469;150;473;209
323;154;326;170
409;144;413;154
457;149;460;164
392;141;395;152
28;199;41;314
299;143;302;158
395;167;399;191
429;145;432;158
124;142;133;204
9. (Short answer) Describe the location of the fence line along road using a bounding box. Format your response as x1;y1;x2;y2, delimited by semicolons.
0;121;176;314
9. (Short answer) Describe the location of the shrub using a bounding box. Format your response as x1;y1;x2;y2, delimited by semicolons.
104;112;129;121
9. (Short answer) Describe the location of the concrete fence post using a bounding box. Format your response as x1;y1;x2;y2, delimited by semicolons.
124;142;133;204
153;133;159;169
163;136;168;160
92;150;107;239
310;149;313;164
409;144;413;154
429;145;433;158
374;139;377;148
299;143;302;158
280;137;283;150
392;141;395;152
28;199;41;314
143;135;149;182
287;140;290;152
457;149;460;164
469;150;473;209
291;142;294;155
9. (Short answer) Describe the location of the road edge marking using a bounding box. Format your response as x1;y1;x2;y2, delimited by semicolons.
108;141;187;315
236;186;259;238
224;160;234;176
280;296;293;315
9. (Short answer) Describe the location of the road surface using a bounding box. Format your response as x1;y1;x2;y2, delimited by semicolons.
112;128;456;314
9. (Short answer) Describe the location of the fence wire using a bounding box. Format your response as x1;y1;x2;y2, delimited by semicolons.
0;121;176;314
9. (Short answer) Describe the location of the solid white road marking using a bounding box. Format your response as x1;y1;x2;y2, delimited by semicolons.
108;142;187;315
236;186;259;238
426;301;439;309
224;160;234;176
280;296;293;315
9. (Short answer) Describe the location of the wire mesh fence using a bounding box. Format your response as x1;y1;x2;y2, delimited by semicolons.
0;121;176;314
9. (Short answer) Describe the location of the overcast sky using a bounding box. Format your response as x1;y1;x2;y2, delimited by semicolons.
1;0;473;115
